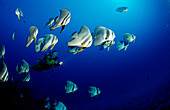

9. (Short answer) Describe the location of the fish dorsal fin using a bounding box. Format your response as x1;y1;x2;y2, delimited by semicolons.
60;9;70;19
67;81;73;85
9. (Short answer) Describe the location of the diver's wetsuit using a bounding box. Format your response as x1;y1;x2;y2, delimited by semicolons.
30;52;61;72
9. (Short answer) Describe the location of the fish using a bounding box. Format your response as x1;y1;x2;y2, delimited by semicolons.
16;59;29;74
65;81;78;93
116;41;129;51
0;44;5;59
35;38;45;52
68;25;92;54
44;17;55;28
116;7;128;13
22;72;30;82
50;9;71;33
93;26;115;51
38;34;58;52
44;101;51;109
15;8;24;20
26;26;38;48
0;61;9;82
54;102;67;110
88;86;101;97
12;31;15;41
124;33;136;44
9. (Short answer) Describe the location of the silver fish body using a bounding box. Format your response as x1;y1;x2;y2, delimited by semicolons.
16;59;29;74
94;26;115;46
116;7;128;13
65;81;78;93
41;34;58;52
68;25;92;47
0;44;5;59
88;86;101;97
50;9;71;33
124;33;136;44
0;61;9;82
68;25;92;54
54;102;67;110
26;26;38;48
15;8;24;20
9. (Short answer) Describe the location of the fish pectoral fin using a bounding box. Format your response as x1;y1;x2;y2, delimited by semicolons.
34;37;37;44
50;44;55;50
60;25;65;33
3;55;4;60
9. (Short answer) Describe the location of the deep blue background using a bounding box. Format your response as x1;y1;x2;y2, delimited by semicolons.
0;0;170;109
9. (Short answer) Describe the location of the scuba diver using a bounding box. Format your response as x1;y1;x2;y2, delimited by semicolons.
30;50;63;72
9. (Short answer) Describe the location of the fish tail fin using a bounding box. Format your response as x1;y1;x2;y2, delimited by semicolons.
60;25;65;33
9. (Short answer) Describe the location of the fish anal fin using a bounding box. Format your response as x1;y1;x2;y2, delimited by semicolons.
50;44;55;50
124;46;127;51
77;47;86;53
73;52;77;55
107;47;110;51
34;37;37;44
60;25;65;33
18;15;20;20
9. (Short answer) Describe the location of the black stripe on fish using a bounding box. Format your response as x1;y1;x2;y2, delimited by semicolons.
62;14;70;25
61;13;70;26
51;36;55;44
81;36;90;46
96;88;99;95
72;84;75;92
64;16;71;25
2;68;8;81
105;30;110;40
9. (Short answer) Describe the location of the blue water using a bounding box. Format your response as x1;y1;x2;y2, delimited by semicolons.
0;0;170;109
